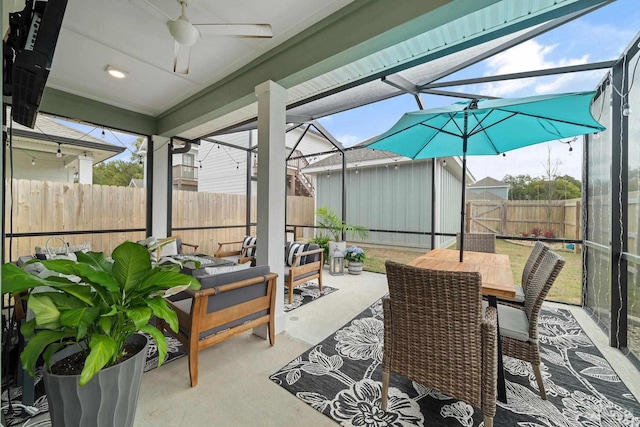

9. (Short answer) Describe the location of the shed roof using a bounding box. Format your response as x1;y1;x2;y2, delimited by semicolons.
469;176;509;188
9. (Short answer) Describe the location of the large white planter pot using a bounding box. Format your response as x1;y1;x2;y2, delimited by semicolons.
43;333;149;427
348;262;363;275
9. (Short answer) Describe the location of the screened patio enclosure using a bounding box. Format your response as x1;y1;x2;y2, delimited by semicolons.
3;0;640;376
584;34;640;366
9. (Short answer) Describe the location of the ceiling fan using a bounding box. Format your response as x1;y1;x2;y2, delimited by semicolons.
143;0;273;74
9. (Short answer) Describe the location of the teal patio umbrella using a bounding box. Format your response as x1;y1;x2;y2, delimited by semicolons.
366;91;605;261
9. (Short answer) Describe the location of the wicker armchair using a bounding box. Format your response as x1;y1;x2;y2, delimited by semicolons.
382;261;498;427
496;250;565;399
499;241;549;306
456;232;496;253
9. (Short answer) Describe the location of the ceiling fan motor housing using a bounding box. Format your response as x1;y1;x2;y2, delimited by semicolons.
167;16;199;46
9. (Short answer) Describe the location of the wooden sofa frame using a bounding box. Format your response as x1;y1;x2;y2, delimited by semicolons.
285;246;324;304
214;240;255;265
157;266;277;387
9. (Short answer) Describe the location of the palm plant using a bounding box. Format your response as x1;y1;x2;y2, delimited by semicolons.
315;206;368;241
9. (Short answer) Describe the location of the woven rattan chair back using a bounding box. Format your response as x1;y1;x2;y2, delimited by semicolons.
456;232;496;253
523;250;565;340
521;241;549;292
382;261;496;419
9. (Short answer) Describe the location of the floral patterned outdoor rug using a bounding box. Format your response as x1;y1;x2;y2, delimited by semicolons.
284;282;338;313
270;300;640;426
1;332;186;426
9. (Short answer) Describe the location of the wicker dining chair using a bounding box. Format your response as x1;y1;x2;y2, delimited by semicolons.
499;241;549;306
495;250;565;399
456;232;496;253
382;261;498;427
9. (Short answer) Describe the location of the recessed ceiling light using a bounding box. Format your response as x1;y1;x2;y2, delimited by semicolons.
105;66;127;79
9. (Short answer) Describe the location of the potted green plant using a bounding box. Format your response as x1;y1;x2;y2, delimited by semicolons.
1;241;200;427
315;206;368;258
344;245;366;275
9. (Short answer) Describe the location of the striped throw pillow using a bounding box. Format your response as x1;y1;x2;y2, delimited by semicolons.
242;236;257;257
285;242;308;267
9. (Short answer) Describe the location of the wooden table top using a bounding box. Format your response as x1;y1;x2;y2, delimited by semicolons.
408;248;516;299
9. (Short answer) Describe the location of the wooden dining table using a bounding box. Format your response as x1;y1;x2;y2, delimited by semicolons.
408;248;516;403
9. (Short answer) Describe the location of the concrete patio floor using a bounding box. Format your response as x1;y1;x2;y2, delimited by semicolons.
130;268;640;426
24;268;638;426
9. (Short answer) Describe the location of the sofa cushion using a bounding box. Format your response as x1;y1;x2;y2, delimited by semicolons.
284;266;319;283
482;300;530;342
285;242;308;267
181;265;272;339
305;244;321;263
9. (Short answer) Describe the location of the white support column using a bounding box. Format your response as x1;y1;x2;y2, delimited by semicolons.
254;80;287;337
77;153;94;184
151;136;171;238
434;158;443;248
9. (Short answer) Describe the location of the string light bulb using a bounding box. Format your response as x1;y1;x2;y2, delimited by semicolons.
31;158;36;166
355;168;359;174
593;132;601;140
101;128;106;137
622;103;631;116
199;161;203;169
327;172;330;178
56;144;62;158
442;159;447;166
502;153;506;157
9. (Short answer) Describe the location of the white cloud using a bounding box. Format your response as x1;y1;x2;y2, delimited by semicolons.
466;141;582;181
477;40;590;97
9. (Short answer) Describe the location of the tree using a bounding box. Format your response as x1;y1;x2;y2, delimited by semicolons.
93;136;145;186
504;174;536;200
504;174;581;201
93;160;143;186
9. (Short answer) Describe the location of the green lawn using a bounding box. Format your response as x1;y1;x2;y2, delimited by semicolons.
358;240;582;305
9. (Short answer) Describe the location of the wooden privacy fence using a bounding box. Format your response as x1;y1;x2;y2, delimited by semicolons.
467;199;582;239
4;179;315;260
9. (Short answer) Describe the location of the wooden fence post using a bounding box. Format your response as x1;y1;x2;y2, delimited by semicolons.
465;201;471;232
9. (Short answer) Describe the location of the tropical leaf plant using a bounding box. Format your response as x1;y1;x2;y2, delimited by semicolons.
315;206;368;241
2;241;200;386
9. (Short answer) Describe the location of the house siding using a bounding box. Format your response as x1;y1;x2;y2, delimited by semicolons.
469;186;508;199
9;151;74;182
198;128;331;195
438;166;462;249
316;161;433;248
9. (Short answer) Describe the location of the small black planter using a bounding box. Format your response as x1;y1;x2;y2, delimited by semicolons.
43;333;149;427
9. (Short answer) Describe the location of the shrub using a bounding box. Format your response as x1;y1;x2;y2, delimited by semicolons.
530;227;544;237
543;229;556;238
344;246;366;263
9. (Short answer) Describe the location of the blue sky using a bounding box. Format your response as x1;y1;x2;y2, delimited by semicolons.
55;1;639;181
318;0;640;180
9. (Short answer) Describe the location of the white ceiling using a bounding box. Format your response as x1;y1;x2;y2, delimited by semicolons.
2;0;614;140
44;0;353;116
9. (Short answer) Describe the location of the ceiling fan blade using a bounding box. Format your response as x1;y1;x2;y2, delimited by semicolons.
173;41;191;74
195;24;273;38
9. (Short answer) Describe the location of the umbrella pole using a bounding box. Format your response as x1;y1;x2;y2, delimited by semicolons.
459;150;467;262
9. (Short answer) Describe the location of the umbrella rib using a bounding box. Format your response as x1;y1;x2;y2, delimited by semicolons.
494;108;603;136
463;110;512;154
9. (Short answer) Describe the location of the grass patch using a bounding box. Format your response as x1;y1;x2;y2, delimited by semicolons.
358;240;582;305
